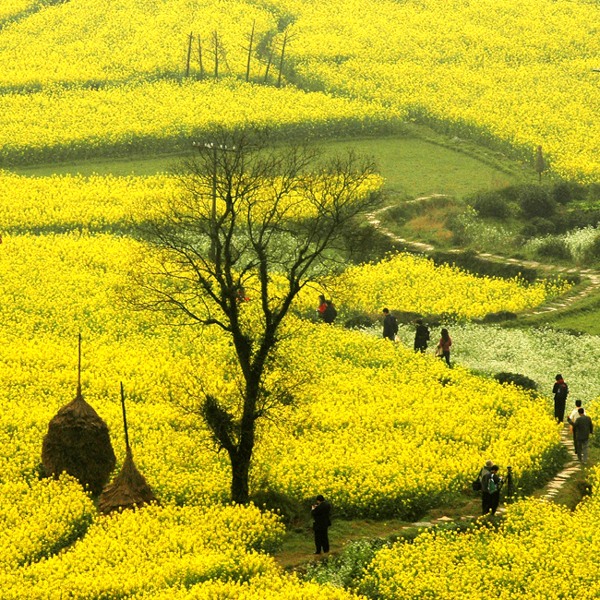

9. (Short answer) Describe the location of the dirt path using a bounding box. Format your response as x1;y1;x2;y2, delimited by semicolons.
366;199;600;315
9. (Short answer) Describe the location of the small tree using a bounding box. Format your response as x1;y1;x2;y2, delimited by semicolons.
132;129;379;503
535;145;546;183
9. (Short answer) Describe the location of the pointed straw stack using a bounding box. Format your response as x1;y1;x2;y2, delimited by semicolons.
41;335;116;495
99;383;157;514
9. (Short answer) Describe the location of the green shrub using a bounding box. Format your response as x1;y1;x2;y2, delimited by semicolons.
551;181;586;205
565;208;600;231
518;185;557;219
305;538;390;590
251;489;305;527
472;191;511;219
535;238;572;260
521;217;556;237
482;311;517;323
582;233;600;265
343;314;376;329
494;372;538;391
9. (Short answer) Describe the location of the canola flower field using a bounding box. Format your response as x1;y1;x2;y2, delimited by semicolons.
0;172;574;596
360;472;600;599
2;0;600;597
0;0;597;182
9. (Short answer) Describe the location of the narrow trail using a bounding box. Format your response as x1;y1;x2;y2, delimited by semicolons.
284;201;596;570
366;199;600;316
359;198;596;524
388;427;582;532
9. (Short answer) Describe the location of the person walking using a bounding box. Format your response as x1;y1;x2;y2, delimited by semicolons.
436;328;452;366
382;308;398;341
552;374;569;424
568;400;584;457
479;461;502;516
413;319;430;353
570;408;593;465
311;494;331;554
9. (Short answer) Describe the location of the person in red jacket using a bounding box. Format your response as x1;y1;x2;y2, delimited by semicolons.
436;328;452;366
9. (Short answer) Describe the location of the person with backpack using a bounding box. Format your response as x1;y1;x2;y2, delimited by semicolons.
382;308;398;341
478;462;502;516
569;408;593;465
484;465;503;515
553;374;569;423
413;319;430;352
568;400;584;457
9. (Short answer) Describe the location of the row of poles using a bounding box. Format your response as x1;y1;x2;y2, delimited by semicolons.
184;21;290;87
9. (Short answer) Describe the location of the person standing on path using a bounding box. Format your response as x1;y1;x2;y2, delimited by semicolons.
552;374;569;424
436;328;452;366
476;460;493;514
486;465;502;515
480;463;502;516
311;494;331;555
568;400;584;457
570;408;593;465
382;308;398;341
413;319;430;353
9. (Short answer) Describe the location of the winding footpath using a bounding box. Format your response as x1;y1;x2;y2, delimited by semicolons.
365;198;597;526
366;199;600;316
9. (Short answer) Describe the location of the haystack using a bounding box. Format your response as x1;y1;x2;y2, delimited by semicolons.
98;382;157;514
41;386;116;495
98;446;157;514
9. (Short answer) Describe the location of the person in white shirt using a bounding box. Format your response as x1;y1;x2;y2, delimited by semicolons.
568;400;583;457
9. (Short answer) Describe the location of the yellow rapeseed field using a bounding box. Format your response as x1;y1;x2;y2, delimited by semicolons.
0;0;597;180
360;467;600;598
0;1;595;597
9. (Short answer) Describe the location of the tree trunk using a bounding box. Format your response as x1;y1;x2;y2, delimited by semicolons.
229;446;252;503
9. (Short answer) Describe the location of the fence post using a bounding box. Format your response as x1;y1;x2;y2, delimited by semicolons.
185;31;193;78
213;31;219;79
245;20;256;82
198;35;204;79
276;30;288;88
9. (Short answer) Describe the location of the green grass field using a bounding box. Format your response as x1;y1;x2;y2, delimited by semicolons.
12;129;528;199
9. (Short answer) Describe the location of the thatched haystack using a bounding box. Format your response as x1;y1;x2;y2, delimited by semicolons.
98;447;157;514
41;388;116;496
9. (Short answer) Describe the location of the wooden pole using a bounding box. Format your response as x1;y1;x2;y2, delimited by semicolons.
263;46;274;84
213;31;219;80
198;35;204;79
120;382;130;450
277;30;288;88
185;31;194;78
245;20;255;82
77;333;82;394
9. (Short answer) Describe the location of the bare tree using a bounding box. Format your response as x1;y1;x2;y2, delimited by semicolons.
132;129;379;504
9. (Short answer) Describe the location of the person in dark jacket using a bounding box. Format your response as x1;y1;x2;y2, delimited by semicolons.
569;408;593;464
413;319;430;352
322;300;337;324
311;494;331;554
382;308;398;341
481;463;502;516
553;374;569;423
